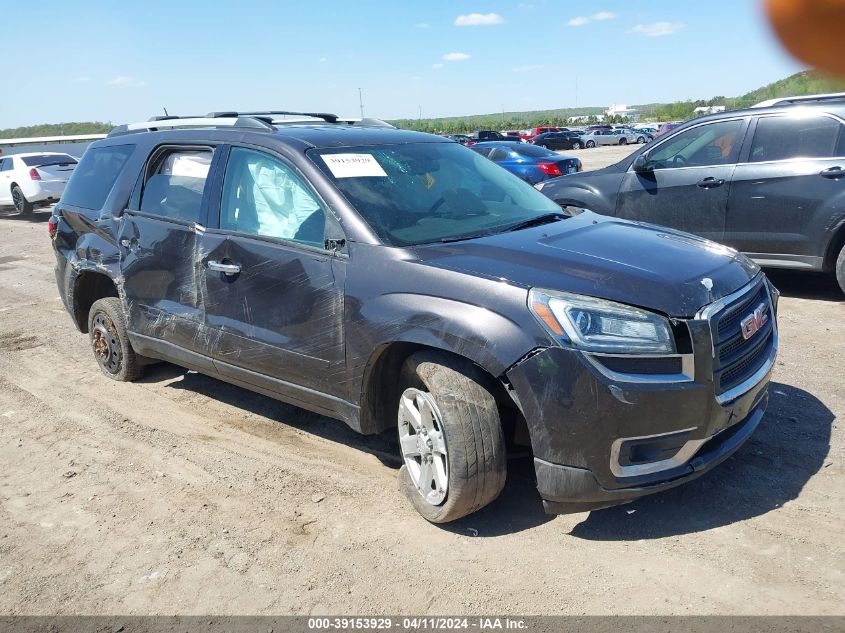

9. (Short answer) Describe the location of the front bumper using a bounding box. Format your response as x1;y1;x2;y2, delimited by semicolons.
506;275;777;514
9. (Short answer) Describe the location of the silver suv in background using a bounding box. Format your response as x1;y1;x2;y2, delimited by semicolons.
581;128;647;147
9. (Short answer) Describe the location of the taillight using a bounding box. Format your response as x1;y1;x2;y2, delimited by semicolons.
537;162;562;177
29;168;41;181
48;215;58;238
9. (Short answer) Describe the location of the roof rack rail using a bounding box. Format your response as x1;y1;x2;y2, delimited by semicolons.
107;111;396;137
208;110;340;123
108;115;276;137
751;92;845;108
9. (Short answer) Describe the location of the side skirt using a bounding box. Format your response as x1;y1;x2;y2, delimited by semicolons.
128;332;363;432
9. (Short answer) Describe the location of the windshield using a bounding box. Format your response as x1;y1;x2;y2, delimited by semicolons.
21;154;77;167
310;142;562;246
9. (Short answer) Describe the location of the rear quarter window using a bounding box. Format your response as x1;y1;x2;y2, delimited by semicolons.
61;145;135;210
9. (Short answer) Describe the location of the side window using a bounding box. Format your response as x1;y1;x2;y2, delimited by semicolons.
488;148;511;162
749;115;842;163
220;147;326;248
0;158;7;171
646;120;744;170
472;147;493;158
61;145;135;210
140;149;212;223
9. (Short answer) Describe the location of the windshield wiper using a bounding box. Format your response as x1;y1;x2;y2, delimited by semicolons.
438;232;496;243
500;212;569;233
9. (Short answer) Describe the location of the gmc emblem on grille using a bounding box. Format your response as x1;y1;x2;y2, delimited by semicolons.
740;303;768;340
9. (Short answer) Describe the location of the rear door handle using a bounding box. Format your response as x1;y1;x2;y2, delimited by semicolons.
820;166;844;179
207;260;241;275
697;177;725;188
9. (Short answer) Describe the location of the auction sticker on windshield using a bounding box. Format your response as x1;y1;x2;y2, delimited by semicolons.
322;153;387;178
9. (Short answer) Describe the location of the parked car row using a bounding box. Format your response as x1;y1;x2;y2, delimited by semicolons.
446;125;658;150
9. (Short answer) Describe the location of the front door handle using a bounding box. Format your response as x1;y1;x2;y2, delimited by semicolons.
820;166;844;179
697;177;725;188
207;260;241;276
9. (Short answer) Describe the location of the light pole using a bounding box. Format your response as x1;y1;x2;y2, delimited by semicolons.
358;88;365;119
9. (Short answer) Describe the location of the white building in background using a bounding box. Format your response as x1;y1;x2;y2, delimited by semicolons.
605;104;640;121
693;105;727;115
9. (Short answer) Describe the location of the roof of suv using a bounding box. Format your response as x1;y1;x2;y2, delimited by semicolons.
676;98;845;128
105;116;444;150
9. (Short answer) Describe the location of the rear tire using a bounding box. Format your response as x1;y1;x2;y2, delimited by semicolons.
396;351;506;523
11;185;33;214
619;138;627;145
571;142;581;150
836;245;845;296
637;136;645;144
88;297;144;382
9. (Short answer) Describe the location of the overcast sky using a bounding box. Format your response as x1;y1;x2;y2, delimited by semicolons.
1;0;803;128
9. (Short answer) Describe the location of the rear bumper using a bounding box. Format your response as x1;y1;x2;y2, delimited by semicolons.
22;180;65;203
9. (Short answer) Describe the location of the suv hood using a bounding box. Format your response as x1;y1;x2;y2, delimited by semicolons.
412;212;760;318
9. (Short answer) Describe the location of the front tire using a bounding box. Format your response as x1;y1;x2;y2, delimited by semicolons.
11;185;33;214
637;136;645;144
836;244;845;295
88;297;144;382
396;351;506;523
586;141;596;148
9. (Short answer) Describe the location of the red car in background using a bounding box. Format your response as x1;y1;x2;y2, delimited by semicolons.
518;126;566;140
653;121;683;138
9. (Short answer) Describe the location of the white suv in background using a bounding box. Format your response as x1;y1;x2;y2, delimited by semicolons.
0;152;78;213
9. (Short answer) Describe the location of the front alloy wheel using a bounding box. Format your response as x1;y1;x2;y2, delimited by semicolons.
396;351;506;523
398;388;449;505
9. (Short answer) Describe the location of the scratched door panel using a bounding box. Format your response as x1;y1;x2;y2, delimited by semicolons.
201;233;345;395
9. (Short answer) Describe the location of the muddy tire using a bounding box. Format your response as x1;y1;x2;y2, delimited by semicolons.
837;244;845;296
396;351;506;523
88;297;143;382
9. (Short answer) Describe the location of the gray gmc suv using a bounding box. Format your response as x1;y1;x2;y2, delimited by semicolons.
51;111;778;523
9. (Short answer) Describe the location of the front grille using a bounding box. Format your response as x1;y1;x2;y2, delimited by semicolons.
710;280;775;395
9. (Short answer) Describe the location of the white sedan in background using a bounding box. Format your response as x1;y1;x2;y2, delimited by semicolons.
0;152;77;213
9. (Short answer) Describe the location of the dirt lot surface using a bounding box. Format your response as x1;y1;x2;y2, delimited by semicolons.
0;147;843;615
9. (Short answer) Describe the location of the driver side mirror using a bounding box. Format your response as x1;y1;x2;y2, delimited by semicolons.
632;154;652;173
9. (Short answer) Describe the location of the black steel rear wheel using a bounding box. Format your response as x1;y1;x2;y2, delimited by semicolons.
88;297;143;381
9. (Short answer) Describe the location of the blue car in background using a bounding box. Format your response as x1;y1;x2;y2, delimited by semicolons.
469;142;582;185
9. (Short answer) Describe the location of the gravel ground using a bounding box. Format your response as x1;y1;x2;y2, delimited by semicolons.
0;148;842;615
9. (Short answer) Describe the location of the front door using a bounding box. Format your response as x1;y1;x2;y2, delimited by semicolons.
615;118;748;243
119;146;216;357
726;112;845;263
200;145;345;400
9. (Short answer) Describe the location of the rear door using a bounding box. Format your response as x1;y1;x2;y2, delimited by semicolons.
199;145;346;399
118;145;218;359
725;112;845;264
614;118;748;242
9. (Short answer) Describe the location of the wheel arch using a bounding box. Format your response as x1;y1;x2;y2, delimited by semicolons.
358;342;522;436
71;270;120;333
823;217;845;272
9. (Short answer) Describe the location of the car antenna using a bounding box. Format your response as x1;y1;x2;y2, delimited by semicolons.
163;107;169;116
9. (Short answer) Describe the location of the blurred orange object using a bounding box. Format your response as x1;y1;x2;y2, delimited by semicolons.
765;0;845;75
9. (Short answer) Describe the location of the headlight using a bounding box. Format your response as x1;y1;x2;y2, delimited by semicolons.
529;288;676;354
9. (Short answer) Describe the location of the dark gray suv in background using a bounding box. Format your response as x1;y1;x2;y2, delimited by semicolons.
536;95;845;294
51;111;778;523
